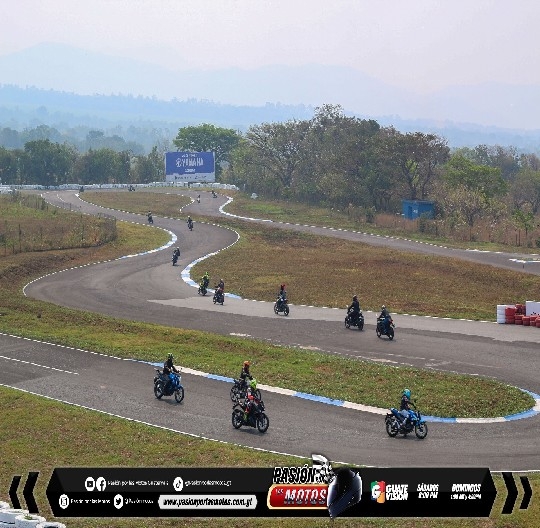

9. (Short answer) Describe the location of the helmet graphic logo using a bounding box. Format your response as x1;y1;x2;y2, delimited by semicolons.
327;468;362;519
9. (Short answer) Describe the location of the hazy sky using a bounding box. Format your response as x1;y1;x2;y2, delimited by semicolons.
2;0;540;95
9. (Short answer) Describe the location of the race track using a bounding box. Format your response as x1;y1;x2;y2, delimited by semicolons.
2;189;539;471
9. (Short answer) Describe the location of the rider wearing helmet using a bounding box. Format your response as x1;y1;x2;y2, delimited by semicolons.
348;295;361;324
244;378;259;421
379;305;390;333
172;247;180;261
163;353;180;391
200;271;210;290
277;284;287;308
399;388;415;427
239;360;253;390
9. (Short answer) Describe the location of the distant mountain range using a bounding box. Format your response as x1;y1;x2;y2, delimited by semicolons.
1;43;540;152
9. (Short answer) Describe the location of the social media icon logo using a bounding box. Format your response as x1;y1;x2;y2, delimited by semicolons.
114;494;124;509
96;477;106;491
173;476;184;492
85;477;95;491
59;494;70;509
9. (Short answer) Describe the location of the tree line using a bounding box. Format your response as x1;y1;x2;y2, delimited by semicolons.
2;104;540;244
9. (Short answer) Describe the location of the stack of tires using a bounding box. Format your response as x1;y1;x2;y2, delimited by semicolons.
0;502;65;528
497;304;509;324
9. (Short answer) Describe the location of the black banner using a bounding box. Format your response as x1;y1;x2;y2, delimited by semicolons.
44;466;503;518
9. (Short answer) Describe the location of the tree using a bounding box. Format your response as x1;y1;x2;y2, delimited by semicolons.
387;131;449;201
173;124;241;178
243;120;311;196
444;154;507;200
23;140;76;186
439;154;508;240
511;167;540;214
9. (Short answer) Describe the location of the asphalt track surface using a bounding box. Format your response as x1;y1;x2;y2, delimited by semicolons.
3;189;540;471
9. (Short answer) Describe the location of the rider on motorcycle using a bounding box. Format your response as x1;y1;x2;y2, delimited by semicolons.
187;216;193;228
163;353;180;392
243;378;258;421
348;295;361;324
379;305;391;333
200;271;210;290
172;247;180;263
239;360;253;390
399;388;415;428
277;284;287;307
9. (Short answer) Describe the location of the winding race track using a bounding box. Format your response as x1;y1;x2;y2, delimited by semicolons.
2;190;540;471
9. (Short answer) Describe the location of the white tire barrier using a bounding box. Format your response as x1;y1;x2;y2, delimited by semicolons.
14;515;46;528
0;509;28;524
35;524;66;528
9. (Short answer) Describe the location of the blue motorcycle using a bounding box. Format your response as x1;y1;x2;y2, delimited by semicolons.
385;406;428;439
154;369;184;403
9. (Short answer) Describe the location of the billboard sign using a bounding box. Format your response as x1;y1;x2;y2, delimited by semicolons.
165;152;215;182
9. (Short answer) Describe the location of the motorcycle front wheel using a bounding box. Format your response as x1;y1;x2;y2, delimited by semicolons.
388;327;395;340
154;381;164;399
345;316;351;329
376;326;382;338
274;303;279;315
358;319;364;331
283;305;289;316
415;422;428;439
175;387;185;403
385;417;399;437
232;409;244;429
257;413;270;433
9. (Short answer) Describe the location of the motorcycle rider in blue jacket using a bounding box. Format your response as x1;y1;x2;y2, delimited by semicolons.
399;388;415;428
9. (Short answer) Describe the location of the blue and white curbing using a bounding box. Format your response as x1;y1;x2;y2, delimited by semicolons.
147;362;540;423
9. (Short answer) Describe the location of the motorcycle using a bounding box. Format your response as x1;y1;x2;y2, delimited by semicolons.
345;308;364;330
172;251;180;266
198;280;209;296
274;297;290;316
230;379;262;403
187;219;193;231
147;213;153;224
376;316;395;340
213;287;224;305
154;368;184;403
385;406;428;439
232;398;269;433
212;191;217;198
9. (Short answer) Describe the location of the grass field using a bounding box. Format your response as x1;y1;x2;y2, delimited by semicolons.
0;190;538;528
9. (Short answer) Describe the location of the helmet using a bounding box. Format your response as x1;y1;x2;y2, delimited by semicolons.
281;284;285;289
250;379;257;390
403;388;411;398
353;295;358;301
167;353;174;361
243;361;250;367
381;305;386;310
327;468;362;519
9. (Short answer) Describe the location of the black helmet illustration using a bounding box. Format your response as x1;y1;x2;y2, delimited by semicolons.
327;467;362;519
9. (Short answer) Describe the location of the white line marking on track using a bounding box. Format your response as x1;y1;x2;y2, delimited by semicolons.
0;354;79;375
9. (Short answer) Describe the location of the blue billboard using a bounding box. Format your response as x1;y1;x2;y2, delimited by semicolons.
165;152;215;182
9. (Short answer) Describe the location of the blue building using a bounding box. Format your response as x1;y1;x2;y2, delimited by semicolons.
402;200;435;220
